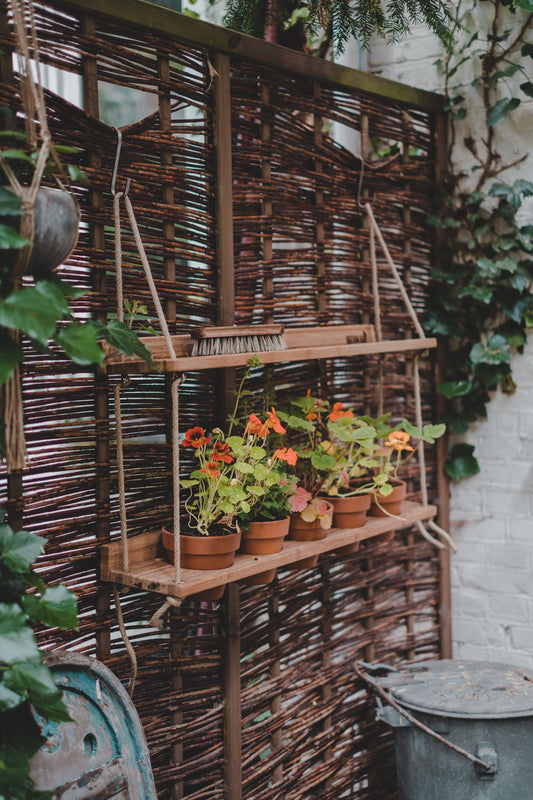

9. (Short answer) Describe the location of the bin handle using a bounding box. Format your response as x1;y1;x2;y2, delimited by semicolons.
354;662;494;773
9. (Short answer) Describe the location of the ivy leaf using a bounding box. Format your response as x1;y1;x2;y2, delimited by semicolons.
23;584;78;630
55;322;104;366
486;97;520;127
513;0;533;10
0;148;35;166
66;164;90;187
0;222;30;250
0;604;40;665
470;335;511;366
0;525;45;574
522;43;533;57
0;186;22;215
437;380;474;398
0;287;60;343
444;443;480;480
91;319;156;368
0;682;23;711
458;285;494;303
520;82;533;98
0;330;23;385
4;660;71;722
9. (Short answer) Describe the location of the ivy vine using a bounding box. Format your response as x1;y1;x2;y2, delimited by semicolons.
425;0;533;479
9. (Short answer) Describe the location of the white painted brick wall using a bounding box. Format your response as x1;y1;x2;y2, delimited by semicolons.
365;12;533;668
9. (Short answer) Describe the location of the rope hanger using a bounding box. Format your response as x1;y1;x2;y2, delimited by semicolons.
111;127;184;640
362;175;456;553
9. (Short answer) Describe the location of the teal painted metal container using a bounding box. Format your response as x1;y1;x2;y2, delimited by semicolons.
30;652;157;799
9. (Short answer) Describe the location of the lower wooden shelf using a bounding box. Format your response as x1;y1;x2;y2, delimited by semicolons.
100;501;437;600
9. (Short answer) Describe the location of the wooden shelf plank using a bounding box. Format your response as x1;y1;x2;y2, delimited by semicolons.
104;325;437;375
101;501;437;599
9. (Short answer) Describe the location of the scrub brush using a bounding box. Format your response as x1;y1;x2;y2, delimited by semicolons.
190;324;287;356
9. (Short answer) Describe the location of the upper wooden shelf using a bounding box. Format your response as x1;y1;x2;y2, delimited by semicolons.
100;501;436;600
104;324;437;374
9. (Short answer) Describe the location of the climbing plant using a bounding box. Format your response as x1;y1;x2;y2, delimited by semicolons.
424;0;533;479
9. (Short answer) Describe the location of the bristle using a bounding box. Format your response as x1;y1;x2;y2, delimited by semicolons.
190;332;287;358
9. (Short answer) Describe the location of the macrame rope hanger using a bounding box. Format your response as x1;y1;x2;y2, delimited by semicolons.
360;162;456;553
111;128;183;645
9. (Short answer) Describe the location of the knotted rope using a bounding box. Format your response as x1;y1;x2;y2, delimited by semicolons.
111;140;184;632
366;202;455;552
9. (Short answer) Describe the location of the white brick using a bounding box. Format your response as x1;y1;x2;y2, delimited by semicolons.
451;589;489;620
508;519;533;541
453;619;491;647
453;642;491;661
449;514;507;542
483;487;530;517
458;565;531;595
486;543;532;571
509;625;533;653
489;595;529;624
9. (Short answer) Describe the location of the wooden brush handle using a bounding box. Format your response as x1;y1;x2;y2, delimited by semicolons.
191;324;285;340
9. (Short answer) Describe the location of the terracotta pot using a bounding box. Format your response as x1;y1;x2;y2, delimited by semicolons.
287;502;332;569
162;526;240;570
369;480;407;518
240;516;290;556
329;492;371;529
240;568;277;587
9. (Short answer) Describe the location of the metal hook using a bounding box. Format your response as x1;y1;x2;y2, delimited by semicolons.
354;153;375;209
111;127;131;197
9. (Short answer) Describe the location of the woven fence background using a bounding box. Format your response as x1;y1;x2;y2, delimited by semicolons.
0;2;445;798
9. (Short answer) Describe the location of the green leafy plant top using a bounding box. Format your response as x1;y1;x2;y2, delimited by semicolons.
426;0;533;479
0;512;78;800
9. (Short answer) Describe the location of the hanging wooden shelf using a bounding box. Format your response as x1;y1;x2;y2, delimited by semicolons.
103;324;437;374
100;501;436;600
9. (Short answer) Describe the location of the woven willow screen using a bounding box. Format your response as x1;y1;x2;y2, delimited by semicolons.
0;2;448;798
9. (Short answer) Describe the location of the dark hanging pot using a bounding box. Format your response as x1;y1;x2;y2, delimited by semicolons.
6;186;80;277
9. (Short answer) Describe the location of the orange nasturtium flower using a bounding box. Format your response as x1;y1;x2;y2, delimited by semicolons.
183;426;211;448
245;412;269;437
385;431;414;452
211;441;234;464
266;407;286;434
200;460;220;478
329;402;354;422
274;447;298;466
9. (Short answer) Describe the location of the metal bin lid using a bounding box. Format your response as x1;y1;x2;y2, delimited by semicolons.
381;659;533;719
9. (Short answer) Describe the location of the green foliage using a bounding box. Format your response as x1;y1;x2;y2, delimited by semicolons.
0;514;78;800
428;0;533;480
223;0;455;55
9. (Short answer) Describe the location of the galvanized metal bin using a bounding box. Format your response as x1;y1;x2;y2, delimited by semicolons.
377;659;533;800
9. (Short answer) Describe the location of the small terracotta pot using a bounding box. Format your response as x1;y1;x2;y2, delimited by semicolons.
329;492;371;529
369;480;407;518
240;568;278;587
287;502;333;569
162;526;240;570
240;516;290;556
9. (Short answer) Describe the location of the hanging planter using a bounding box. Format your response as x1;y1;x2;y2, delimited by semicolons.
3;184;80;279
